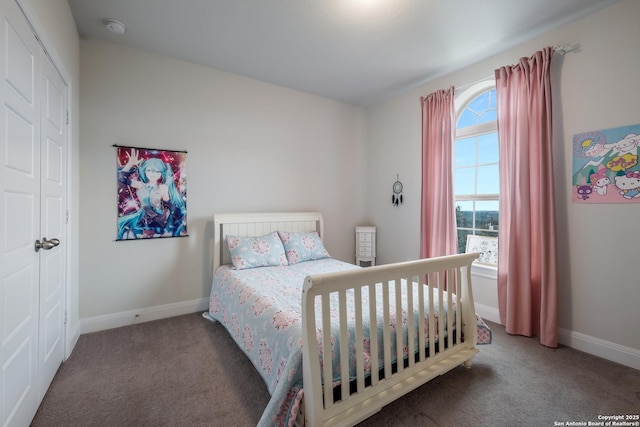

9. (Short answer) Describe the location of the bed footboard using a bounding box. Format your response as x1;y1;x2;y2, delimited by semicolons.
301;253;480;427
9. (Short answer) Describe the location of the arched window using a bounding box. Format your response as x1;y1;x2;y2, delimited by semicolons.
454;80;499;257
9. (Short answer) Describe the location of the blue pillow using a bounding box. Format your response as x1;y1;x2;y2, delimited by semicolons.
277;231;330;265
226;231;288;270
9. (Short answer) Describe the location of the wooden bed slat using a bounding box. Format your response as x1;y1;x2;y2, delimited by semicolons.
338;289;349;402
438;270;445;353
354;286;365;393
406;276;415;369
394;278;403;374
418;278;426;363
428;272;436;358
368;283;379;387
321;295;333;410
382;281;392;380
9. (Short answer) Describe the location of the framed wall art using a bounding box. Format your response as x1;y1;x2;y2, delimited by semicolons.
465;235;498;266
116;145;188;240
572;124;640;204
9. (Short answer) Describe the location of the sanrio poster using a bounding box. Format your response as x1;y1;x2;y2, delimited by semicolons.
572;124;640;203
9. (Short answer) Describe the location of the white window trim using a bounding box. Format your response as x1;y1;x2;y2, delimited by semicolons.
454;79;496;111
471;263;498;279
456;122;496;139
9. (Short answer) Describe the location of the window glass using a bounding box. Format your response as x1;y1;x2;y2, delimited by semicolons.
477;164;499;194
475;200;499;231
457;110;477;128
468;92;489;116
454;167;475;195
454;83;499;255
455;200;473;229
477;133;499;163
454;136;476;167
479;109;497;123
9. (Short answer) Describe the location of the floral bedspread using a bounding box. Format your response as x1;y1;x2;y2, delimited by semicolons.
206;259;491;427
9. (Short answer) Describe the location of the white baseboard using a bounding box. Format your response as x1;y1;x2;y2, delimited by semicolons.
80;298;209;334
475;302;501;324
558;327;640;371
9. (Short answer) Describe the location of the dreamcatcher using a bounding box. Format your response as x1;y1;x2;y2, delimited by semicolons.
392;174;403;206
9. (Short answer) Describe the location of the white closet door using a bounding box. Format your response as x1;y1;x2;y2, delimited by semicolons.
0;1;67;426
38;53;67;397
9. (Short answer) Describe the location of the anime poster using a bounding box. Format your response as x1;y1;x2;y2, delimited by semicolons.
116;145;187;240
572;124;640;203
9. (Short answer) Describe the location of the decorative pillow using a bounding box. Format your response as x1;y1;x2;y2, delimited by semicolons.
277;231;331;265
226;231;288;270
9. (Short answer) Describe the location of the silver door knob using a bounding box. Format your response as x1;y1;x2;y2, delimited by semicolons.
35;237;60;252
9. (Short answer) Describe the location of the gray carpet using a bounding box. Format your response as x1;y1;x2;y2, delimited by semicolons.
32;313;640;427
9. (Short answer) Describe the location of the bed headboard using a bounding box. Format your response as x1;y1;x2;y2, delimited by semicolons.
212;212;324;272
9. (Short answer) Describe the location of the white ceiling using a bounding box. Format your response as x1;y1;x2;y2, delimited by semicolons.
67;0;618;106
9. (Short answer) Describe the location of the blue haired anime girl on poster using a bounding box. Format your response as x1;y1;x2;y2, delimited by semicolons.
116;146;187;240
572;124;640;204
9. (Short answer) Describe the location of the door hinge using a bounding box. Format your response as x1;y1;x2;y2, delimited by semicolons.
66;110;69;125
66;210;69;224
64;310;67;325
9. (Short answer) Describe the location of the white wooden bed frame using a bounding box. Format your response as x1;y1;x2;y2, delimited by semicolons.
212;212;480;427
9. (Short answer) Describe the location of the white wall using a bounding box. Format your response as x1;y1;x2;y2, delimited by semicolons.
76;1;639;368
20;0;80;355
78;39;367;323
367;0;640;366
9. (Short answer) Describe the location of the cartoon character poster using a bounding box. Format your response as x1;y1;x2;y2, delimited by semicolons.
116;145;187;240
466;235;498;266
572;124;640;203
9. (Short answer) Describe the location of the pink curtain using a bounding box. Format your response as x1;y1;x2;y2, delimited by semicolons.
420;87;457;259
494;47;558;347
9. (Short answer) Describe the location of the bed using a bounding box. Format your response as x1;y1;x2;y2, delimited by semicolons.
204;212;491;427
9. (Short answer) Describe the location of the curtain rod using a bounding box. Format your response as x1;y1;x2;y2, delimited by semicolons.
553;43;581;55
452;43;580;94
113;144;188;154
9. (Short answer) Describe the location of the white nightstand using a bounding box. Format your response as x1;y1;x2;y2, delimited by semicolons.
355;226;376;267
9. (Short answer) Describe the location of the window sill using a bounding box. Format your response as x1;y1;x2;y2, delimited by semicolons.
471;263;497;280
